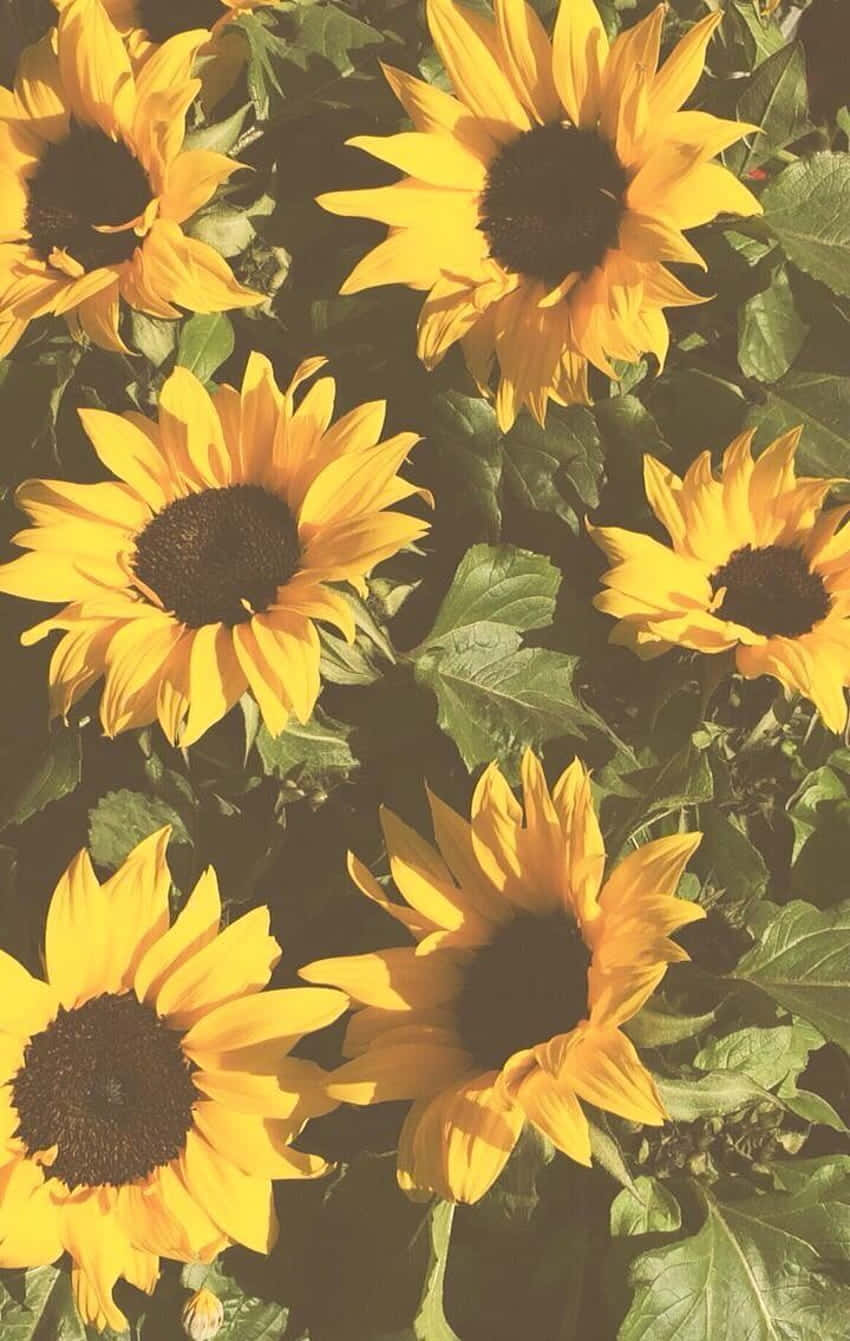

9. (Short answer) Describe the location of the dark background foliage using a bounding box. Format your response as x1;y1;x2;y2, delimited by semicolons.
2;0;850;1335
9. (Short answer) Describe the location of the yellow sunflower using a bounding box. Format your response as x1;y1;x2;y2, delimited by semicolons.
53;0;279;109
301;752;703;1203
0;353;428;745
0;0;261;359
318;0;760;432
591;428;850;733
0;826;348;1332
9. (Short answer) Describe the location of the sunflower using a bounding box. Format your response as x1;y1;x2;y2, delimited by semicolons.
53;0;280;109
590;428;850;732
300;752;703;1203
0;826;348;1331
0;0;261;359
0;353;428;745
317;0;760;431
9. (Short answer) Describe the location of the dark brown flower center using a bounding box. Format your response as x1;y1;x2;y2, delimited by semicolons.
132;483;302;628
11;992;198;1190
479;121;628;289
137;0;223;42
710;544;831;638
455;912;591;1071
26;121;152;271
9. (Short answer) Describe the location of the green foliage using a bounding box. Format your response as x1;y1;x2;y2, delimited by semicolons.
620;1163;850;1340
2;0;850;1336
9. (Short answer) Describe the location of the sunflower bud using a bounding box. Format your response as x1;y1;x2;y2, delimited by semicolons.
182;1288;224;1341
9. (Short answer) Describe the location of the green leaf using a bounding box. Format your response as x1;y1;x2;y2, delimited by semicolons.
733;899;850;1052
656;1071;776;1120
693;1023;816;1091
745;371;850;478
737;265;808;382
610;1176;682;1238
763;151;850;298
0;729;81;831
726;42;810;175
501;404;604;529
264;1;385;112
0;1264;86;1340
619;1162;850;1341
183;102;253;154
88;790;191;871
424;545;560;644
625;1005;716;1049
699;808;769;903
414;623;605;771
127;312;178;367
427;391;502;543
256;707;357;790
176;313;235;384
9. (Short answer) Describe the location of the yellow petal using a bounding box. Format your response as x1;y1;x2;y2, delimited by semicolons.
324;1041;472;1104
155;906;281;1028
650;11;723;122
345;131;485;190
179;622;246;747
398;1072;524;1202
183;987;348;1054
135;865;221;1005
494;0;559;124
57;0;135;138
181;1129;278;1254
300;947;465;1011
426;0;530;130
551;0;609;128
560;1025;666;1124
192;1104;331;1180
514;1066;591;1164
45;848;113;1008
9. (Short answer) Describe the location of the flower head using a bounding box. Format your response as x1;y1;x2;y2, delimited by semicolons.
301;752;702;1203
591;428;850;732
318;0;761;429
0;353;428;745
0;0;261;357
0;827;348;1331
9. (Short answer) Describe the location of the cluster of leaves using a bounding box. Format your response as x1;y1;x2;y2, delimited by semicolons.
2;0;850;1336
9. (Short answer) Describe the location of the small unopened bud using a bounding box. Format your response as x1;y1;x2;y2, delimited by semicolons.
182;1288;224;1341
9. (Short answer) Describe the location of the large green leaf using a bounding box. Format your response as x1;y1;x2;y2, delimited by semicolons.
763;151;850;298
619;1161;850;1340
737;265;808;383
0;1265;85;1341
745;372;850;478
693;1022;820;1091
656;1071;776;1121
414;622;604;770
88;790;191;870
501;404;603;528
424;545;560;644
176;313;235;384
733;900;850;1051
727;42;810;175
0;729;81;831
610;1177;681;1238
256;707;357;790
